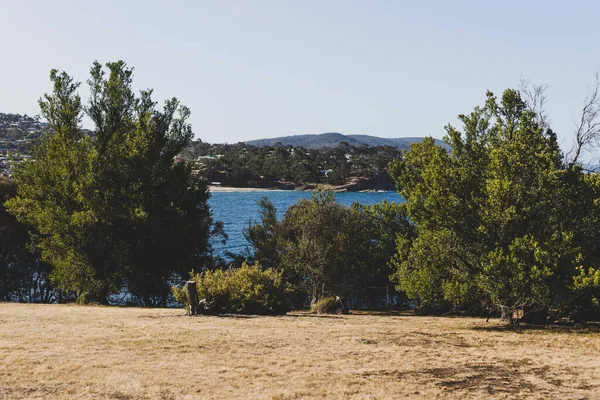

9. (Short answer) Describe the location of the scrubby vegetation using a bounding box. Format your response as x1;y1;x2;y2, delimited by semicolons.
389;89;600;322
172;263;291;315
240;191;408;308
2;60;600;324
310;296;349;314
243;132;446;149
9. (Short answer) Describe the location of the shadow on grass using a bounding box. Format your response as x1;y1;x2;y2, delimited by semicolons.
214;312;354;319
284;309;414;319
471;322;600;334
350;310;414;317
283;313;345;319
213;314;257;319
174;312;264;319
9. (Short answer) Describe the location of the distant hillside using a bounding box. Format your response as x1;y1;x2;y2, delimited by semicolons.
0;113;48;139
0;112;94;154
245;132;447;149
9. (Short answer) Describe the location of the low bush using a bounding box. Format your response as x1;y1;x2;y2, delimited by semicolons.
75;292;91;305
310;296;348;314
172;263;292;315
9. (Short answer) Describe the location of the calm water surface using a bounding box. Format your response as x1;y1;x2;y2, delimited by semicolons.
208;190;403;256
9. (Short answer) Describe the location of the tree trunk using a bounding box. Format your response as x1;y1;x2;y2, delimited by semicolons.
310;281;325;307
310;284;318;307
521;306;549;324
184;281;198;316
500;306;514;324
97;286;109;305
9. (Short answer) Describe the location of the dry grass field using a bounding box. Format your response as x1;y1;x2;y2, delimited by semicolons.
0;304;599;399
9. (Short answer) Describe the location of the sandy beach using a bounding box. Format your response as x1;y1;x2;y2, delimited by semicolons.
209;185;289;192
208;185;392;193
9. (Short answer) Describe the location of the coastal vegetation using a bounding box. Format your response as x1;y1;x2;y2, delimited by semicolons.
0;61;599;325
389;89;600;322
223;87;600;320
172;263;292;315
239;192;409;308
3;3;600;399
182;139;403;189
3;61;220;306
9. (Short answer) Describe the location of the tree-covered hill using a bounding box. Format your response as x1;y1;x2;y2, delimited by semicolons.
181;140;406;190
0;112;94;153
0;113;48;153
245;132;448;149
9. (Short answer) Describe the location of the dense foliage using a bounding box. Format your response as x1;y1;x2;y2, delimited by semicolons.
172;263;291;315
4;62;600;324
389;89;600;321
6;61;217;306
310;296;349;314
242;191;408;307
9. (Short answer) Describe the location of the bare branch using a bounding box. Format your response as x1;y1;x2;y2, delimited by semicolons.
568;71;600;167
519;77;550;130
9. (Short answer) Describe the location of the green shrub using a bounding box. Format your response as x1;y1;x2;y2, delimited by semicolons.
310;296;348;314
171;285;188;306
172;263;292;315
75;291;102;305
75;292;91;305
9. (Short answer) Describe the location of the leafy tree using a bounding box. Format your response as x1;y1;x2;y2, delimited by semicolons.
354;200;414;288
278;191;380;304
244;197;281;269
390;89;600;321
6;70;104;300
243;192;409;307
7;61;217;305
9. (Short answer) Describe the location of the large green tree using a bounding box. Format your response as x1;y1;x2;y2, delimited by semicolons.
281;191;372;304
244;191;406;306
389;89;600;321
7;61;215;305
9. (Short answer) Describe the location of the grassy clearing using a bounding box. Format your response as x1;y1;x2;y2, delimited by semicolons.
0;304;598;399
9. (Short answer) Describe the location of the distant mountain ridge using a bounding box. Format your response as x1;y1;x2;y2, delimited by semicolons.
245;132;447;149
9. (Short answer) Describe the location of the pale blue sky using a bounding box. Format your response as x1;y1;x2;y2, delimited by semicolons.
1;1;599;159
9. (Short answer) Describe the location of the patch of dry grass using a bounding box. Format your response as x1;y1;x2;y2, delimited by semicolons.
0;304;598;399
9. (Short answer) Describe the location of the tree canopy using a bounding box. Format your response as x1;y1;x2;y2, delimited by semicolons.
389;89;600;321
243;191;409;306
6;61;216;305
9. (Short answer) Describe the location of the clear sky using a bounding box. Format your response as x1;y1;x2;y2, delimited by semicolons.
1;1;599;159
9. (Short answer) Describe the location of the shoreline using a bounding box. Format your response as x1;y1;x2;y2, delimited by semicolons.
209;185;288;192
209;185;394;193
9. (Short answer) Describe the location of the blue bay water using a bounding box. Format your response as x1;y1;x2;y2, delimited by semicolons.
208;190;403;257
